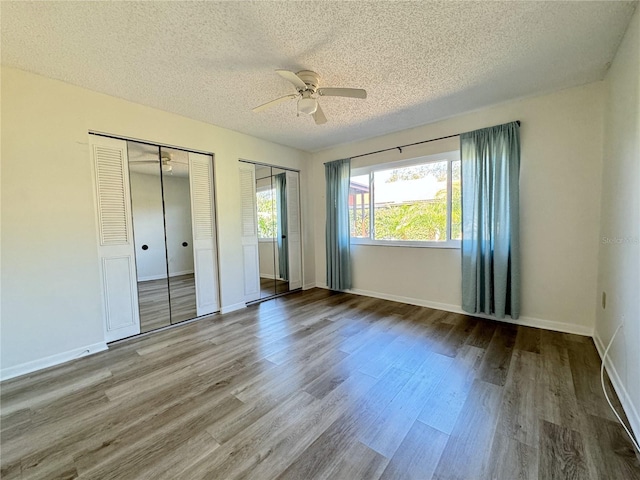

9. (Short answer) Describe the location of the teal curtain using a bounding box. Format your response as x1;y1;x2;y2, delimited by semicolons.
325;158;352;290
461;121;521;319
274;173;288;281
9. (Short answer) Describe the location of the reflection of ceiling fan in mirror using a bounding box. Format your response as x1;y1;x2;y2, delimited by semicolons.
252;70;367;125
129;152;187;174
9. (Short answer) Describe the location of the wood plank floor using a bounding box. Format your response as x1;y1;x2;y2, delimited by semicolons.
1;289;639;479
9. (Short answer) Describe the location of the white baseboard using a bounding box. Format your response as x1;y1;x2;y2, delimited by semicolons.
220;302;246;314
303;282;317;290
138;270;194;282
0;342;108;382
344;287;594;336
593;333;640;442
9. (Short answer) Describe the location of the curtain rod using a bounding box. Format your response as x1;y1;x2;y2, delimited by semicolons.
325;120;521;162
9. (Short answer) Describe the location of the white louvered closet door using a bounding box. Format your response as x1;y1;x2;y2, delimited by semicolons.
90;135;140;342
188;152;220;316
239;163;260;303
285;171;303;290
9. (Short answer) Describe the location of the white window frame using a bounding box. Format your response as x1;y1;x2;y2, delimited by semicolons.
350;150;461;249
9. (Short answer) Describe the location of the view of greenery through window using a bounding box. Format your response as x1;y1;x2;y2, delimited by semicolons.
257;188;276;238
349;158;461;242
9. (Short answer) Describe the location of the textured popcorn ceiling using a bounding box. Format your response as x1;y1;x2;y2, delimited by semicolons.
1;1;636;152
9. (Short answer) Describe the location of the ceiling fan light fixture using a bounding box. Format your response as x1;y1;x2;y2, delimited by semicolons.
162;163;173;173
298;96;318;115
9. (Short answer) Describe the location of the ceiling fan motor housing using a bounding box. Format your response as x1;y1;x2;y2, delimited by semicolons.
296;70;320;93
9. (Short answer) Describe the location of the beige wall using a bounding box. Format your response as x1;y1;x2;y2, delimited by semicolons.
596;8;640;438
311;81;605;335
1;67;310;374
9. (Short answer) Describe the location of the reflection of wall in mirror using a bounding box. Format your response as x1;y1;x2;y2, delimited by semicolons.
256;176;271;188
163;175;195;276
259;240;279;279
130;172;168;281
129;172;194;281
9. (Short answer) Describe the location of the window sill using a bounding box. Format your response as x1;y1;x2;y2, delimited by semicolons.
350;238;461;249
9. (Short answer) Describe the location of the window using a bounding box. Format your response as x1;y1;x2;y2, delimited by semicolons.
349;151;461;247
257;187;276;239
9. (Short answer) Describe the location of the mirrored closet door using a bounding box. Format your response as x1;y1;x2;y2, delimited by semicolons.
127;142;173;332
240;161;302;303
128;141;220;332
90;133;219;342
161;147;198;324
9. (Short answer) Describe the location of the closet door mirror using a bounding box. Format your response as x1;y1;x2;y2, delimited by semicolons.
160;147;197;324
255;165;277;298
246;161;302;301
127;141;172;333
272;168;290;295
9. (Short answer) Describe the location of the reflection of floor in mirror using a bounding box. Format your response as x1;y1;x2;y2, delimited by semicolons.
168;274;198;324
260;277;289;298
137;274;197;333
137;278;171;333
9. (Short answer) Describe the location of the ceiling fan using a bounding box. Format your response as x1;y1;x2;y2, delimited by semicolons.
252;70;367;125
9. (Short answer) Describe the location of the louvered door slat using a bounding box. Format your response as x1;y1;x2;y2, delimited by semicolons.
240;168;257;237
191;160;214;240
95;145;129;245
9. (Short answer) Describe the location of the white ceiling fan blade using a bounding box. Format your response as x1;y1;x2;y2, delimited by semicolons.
252;94;298;112
313;103;327;125
276;70;308;91
317;87;367;99
129;159;160;163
